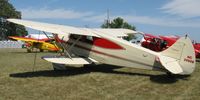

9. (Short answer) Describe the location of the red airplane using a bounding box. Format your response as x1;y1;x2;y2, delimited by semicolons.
192;43;200;58
141;33;200;58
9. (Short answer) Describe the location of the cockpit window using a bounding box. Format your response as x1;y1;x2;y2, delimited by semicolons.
126;33;144;45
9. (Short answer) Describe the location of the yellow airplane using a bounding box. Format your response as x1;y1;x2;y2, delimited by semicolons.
9;36;61;52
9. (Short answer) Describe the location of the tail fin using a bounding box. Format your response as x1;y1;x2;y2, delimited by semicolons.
159;36;196;75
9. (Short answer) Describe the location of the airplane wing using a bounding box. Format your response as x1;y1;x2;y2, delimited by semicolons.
94;28;137;37
7;18;137;65
7;19;137;38
7;19;151;54
9;36;45;43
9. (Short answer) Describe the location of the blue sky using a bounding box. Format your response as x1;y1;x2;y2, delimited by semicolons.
9;0;200;42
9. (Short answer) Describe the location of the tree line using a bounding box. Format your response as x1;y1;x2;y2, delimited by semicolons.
0;0;27;40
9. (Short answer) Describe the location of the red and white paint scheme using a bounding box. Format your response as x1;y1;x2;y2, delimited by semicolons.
7;19;196;75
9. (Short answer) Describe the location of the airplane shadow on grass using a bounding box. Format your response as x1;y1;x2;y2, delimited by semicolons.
10;64;190;84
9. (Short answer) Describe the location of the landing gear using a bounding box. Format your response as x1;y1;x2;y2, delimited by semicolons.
39;49;44;52
52;63;67;71
27;46;33;53
166;72;174;78
27;49;31;53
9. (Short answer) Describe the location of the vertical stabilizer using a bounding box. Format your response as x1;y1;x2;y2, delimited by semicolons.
159;36;196;75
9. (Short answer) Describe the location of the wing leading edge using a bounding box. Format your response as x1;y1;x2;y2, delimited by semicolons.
7;19;137;38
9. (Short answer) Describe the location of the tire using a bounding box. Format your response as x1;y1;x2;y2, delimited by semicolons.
40;49;44;52
166;72;175;78
52;63;67;71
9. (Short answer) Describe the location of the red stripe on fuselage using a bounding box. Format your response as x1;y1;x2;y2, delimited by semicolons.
59;35;125;50
93;37;124;50
66;42;152;67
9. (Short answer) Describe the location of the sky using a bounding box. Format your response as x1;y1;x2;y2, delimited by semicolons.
9;0;200;42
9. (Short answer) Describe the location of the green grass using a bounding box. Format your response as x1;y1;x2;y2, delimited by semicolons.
0;48;200;100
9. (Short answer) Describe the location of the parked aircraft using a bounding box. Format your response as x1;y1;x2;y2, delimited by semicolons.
9;36;60;52
7;19;196;75
140;33;200;58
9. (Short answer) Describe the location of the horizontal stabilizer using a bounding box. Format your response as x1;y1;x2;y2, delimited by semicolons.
159;55;183;74
42;56;97;65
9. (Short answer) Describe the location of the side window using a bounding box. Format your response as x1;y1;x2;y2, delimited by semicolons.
86;36;93;41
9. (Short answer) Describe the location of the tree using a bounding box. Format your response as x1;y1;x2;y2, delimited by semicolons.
101;17;136;41
0;0;27;40
101;17;136;30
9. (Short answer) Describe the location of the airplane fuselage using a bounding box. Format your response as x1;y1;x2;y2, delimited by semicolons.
58;34;165;72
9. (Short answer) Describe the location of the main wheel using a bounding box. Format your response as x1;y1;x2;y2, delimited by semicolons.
27;49;32;53
39;49;44;52
166;72;175;78
52;63;67;71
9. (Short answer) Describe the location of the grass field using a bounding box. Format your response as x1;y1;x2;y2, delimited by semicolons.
0;48;200;100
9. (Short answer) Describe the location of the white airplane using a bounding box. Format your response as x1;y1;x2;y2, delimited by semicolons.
7;19;196;75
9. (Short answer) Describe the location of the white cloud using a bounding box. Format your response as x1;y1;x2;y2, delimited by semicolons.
161;0;200;18
19;7;200;28
20;8;93;19
122;15;200;28
83;14;200;28
83;14;106;23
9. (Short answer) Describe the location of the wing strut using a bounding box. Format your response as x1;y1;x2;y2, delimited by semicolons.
58;35;72;59
52;34;82;59
67;35;82;52
42;31;73;59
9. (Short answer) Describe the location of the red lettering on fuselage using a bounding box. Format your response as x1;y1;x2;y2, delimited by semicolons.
187;56;192;59
184;58;194;63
